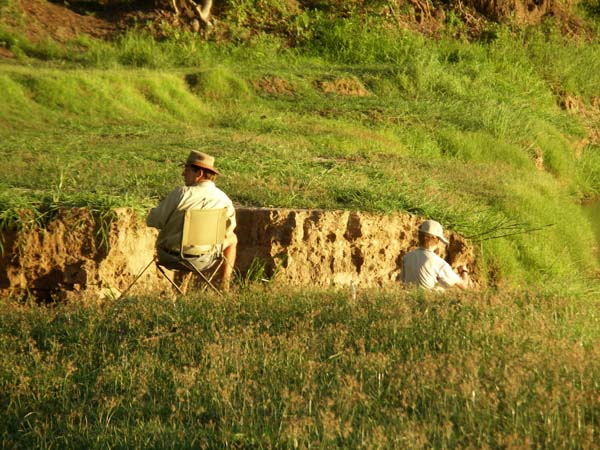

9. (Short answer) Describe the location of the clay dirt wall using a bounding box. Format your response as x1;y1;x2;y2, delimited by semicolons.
0;207;476;300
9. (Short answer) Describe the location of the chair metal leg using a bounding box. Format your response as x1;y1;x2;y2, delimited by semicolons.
185;257;225;296
117;258;155;300
193;270;223;296
117;255;225;299
156;264;187;296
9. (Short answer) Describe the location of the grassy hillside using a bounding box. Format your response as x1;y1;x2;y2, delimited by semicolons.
0;0;599;289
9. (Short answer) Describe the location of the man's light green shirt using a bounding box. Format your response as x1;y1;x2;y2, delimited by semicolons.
146;180;236;252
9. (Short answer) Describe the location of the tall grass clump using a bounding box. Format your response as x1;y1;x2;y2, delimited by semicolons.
523;25;600;102
1;23;219;70
1;287;600;448
576;143;600;197
0;27;67;61
487;177;596;286
184;66;251;101
305;14;424;66
76;30;219;69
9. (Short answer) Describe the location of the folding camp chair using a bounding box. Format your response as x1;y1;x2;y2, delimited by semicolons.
119;207;228;299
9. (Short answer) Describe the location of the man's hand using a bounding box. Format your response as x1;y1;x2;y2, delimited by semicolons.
456;265;471;289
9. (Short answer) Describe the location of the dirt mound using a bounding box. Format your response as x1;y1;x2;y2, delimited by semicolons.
318;77;371;97
17;0;120;43
254;76;295;96
0;207;477;300
464;0;554;25
236;208;474;287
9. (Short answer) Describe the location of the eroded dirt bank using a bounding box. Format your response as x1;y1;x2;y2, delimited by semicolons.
0;207;477;300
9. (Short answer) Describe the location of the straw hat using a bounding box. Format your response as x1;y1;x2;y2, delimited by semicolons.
185;151;221;175
419;219;449;245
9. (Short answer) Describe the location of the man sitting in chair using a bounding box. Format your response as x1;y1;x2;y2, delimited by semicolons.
146;151;238;291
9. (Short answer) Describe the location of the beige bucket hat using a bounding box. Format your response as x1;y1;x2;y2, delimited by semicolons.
419;219;449;245
185;151;221;175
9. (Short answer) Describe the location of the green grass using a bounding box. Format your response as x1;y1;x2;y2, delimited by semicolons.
1;287;600;448
1;56;597;287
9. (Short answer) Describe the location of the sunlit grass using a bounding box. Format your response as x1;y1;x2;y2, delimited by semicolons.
0;55;598;287
1;287;599;448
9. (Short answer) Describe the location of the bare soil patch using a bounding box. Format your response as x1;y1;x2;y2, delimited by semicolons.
254;76;295;96
0;47;13;58
318;77;371;97
17;0;120;43
562;94;600;158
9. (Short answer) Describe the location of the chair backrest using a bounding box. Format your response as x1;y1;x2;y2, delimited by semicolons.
181;208;228;250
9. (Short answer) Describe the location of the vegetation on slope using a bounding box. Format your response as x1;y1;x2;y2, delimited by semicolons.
0;0;599;288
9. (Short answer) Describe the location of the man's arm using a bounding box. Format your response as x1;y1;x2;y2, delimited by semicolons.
453;265;471;290
221;195;237;238
399;257;407;283
147;188;183;230
438;262;471;290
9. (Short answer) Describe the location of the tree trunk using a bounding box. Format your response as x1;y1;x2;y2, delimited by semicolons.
166;0;213;28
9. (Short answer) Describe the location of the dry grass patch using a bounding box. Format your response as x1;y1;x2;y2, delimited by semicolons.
318;76;371;97
254;75;295;96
